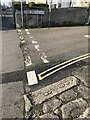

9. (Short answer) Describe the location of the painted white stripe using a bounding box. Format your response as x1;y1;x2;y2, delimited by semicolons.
27;71;38;86
17;29;21;32
42;53;47;58
25;55;32;66
25;29;29;32
30;36;33;39
19;36;24;40
32;40;37;44
18;32;22;35
41;56;49;63
34;45;41;51
26;32;30;35
84;35;90;38
20;40;25;44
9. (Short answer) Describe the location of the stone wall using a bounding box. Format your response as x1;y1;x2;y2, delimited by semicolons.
15;7;87;28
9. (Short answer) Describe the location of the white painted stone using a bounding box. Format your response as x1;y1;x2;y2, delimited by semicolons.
27;71;38;86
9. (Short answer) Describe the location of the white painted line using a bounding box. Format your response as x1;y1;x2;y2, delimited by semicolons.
84;35;90;38
26;32;30;35
19;36;24;40
25;29;29;32
18;32;22;35
41;56;49;63
32;40;37;44
20;40;25;44
25;55;32;66
27;71;38;86
34;45;41;51
42;53;47;58
30;36;33;39
17;29;21;32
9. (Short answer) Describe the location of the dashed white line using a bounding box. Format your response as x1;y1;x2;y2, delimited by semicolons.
41;56;49;63
26;32;30;35
30;36;33;39
34;45;41;51
19;36;24;40
42;53;47;58
20;40;26;44
18;32;22;35
25;55;32;66
32;40;38;44
84;35;90;38
17;29;21;32
25;29;29;32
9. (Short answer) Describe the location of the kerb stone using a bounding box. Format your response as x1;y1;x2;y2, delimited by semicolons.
31;76;78;105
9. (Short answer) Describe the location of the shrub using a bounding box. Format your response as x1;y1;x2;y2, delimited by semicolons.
28;2;35;7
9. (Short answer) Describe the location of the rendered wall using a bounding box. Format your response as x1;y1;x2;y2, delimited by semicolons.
15;7;87;28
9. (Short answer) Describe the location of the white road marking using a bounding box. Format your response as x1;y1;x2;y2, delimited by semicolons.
84;35;90;38
26;32;30;35
25;55;32;66
30;36;33;39
18;32;22;35
17;29;21;32
25;29;29;32
32;40;37;44
20;40;25;44
41;56;49;63
42;53;47;58
34;45;41;51
27;71;38;86
19;36;24;40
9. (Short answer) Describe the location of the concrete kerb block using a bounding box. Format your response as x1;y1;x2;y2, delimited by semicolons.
23;94;32;113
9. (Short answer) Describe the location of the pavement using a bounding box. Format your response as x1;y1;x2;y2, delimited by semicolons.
1;30;25;119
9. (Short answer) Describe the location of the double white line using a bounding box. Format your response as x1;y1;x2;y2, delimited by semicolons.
38;53;90;80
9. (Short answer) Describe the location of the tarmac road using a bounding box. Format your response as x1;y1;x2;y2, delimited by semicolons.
18;26;89;91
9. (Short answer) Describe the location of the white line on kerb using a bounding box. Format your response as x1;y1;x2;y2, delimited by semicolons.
84;35;90;38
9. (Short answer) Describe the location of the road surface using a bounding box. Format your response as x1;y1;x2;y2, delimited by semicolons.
17;26;89;91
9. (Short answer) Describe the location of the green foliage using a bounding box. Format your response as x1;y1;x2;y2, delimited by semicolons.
28;2;35;7
14;1;21;5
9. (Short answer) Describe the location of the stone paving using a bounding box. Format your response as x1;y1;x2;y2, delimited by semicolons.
24;65;90;120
